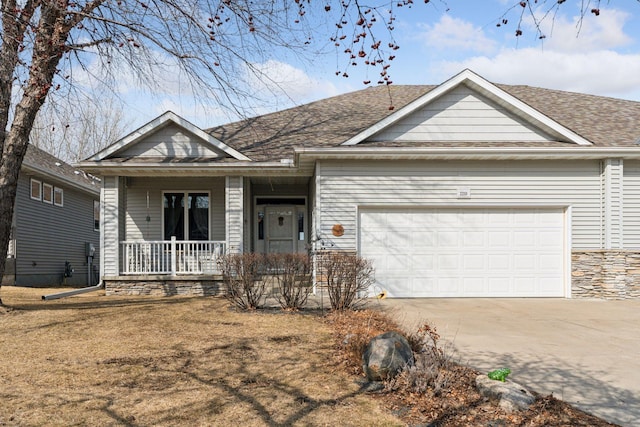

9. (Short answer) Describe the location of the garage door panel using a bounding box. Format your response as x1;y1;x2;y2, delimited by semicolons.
463;277;485;294
514;231;536;247
540;231;563;247
437;254;459;270
489;231;510;247
540;254;563;271
539;277;564;296
360;208;565;298
411;254;434;270
463;254;485;270
488;254;511;270
514;254;536;270
437;231;459;247
412;231;436;247
488;277;511;294
463;231;485;246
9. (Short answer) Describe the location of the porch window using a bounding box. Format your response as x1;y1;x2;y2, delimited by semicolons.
163;192;209;240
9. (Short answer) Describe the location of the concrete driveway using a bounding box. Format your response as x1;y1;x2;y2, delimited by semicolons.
379;298;640;426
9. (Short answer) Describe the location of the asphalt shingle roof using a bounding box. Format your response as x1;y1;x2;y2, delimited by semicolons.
207;83;640;162
24;144;100;192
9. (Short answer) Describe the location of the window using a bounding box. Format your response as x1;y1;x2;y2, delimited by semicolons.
54;187;63;207
30;179;42;200
42;183;53;204
94;200;100;231
163;192;209;240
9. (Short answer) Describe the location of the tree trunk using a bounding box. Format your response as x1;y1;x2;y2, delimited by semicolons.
0;94;54;302
0;2;72;302
0;142;24;301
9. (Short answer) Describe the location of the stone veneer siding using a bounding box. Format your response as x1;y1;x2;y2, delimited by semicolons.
572;251;640;299
105;275;225;296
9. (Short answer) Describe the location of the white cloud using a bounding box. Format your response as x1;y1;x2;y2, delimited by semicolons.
244;60;343;107
428;8;640;100
527;8;632;52
437;48;640;98
417;15;497;54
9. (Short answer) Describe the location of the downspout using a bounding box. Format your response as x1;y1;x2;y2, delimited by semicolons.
41;282;104;301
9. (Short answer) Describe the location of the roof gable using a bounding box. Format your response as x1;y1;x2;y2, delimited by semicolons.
342;69;593;146
89;111;250;162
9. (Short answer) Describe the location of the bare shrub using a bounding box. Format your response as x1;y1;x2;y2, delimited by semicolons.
325;309;403;376
269;253;312;311
386;323;454;396
321;252;374;311
220;253;268;310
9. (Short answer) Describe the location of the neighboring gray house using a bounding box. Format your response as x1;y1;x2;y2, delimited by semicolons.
79;69;640;299
3;144;101;287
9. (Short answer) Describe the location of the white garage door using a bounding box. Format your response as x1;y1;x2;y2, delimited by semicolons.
359;208;566;298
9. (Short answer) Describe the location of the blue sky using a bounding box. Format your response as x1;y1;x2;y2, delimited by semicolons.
100;0;640;129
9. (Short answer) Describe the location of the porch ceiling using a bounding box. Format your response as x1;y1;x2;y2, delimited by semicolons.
249;176;311;185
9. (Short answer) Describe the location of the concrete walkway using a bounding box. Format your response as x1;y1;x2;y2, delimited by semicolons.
378;298;640;426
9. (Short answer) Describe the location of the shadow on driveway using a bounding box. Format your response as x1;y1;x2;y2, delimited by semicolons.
380;298;640;426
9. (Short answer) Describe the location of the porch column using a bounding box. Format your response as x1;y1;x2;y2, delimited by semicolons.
101;176;121;276
225;176;244;253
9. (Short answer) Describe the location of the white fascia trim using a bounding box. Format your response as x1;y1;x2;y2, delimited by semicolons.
296;146;640;160
74;160;310;177
341;69;592;147
89;111;251;162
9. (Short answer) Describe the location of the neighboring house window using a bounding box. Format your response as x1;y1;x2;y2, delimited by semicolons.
54;187;64;207
94;200;100;231
163;192;209;241
42;183;53;204
30;179;42;200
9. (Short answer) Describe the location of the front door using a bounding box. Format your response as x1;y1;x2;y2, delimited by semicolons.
255;201;306;254
265;206;296;253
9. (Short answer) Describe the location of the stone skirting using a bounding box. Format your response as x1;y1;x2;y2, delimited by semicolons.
572;251;640;299
104;275;225;296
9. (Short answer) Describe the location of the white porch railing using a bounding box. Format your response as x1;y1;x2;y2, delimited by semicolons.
120;237;226;275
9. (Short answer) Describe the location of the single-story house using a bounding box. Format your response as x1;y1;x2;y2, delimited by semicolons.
3;144;101;287
78;69;640;299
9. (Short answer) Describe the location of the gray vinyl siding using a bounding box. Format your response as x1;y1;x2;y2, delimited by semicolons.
124;177;226;241
623;160;640;247
13;173;99;287
316;160;602;251
372;85;553;142
117;123;222;158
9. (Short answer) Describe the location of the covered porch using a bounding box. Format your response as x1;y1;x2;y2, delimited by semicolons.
100;174;313;295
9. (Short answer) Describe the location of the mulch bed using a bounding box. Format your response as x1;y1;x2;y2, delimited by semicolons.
325;309;618;427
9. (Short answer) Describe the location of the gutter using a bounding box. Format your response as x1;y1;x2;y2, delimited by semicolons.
75;160;305;176
42;282;104;301
295;146;640;161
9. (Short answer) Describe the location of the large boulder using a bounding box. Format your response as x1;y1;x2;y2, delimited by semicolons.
476;374;536;413
362;331;414;381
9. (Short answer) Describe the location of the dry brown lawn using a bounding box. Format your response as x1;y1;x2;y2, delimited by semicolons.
0;286;402;426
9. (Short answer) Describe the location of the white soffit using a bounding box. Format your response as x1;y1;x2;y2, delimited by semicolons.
341;69;593;146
